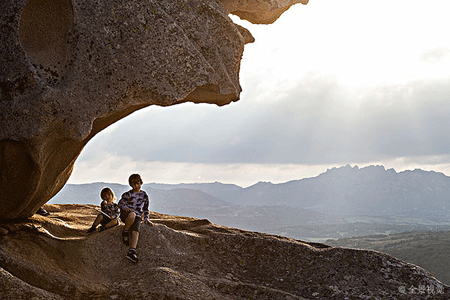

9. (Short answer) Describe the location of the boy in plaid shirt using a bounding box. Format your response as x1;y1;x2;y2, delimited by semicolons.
86;187;120;234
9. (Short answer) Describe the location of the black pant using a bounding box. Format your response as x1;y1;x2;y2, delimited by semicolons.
120;210;141;232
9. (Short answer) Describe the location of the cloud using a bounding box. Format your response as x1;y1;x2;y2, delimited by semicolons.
420;48;450;64
69;154;338;187
77;75;450;168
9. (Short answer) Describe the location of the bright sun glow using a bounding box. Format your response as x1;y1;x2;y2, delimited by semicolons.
234;0;450;89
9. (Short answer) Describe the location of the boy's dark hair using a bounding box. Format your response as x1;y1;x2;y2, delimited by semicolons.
128;174;143;186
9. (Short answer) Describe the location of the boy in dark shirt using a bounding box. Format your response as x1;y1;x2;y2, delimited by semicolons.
118;174;153;262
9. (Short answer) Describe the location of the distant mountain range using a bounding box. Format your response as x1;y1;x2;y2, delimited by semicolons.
50;165;450;240
226;164;450;218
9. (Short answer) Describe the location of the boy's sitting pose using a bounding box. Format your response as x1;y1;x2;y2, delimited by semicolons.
87;187;120;234
118;174;153;263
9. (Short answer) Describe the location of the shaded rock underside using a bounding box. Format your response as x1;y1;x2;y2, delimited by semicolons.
0;0;310;219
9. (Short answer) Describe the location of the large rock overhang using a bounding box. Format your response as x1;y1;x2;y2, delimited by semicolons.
0;0;308;219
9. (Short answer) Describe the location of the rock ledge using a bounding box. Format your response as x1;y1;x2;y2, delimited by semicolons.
0;204;448;299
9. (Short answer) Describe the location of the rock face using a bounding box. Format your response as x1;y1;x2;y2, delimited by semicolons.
0;204;448;299
0;0;307;219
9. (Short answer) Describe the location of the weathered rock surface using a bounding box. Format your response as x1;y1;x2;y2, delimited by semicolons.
222;0;308;24
0;204;448;299
0;0;307;219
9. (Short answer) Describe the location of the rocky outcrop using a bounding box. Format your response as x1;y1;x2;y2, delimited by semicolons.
0;0;307;219
222;0;308;24
0;204;448;299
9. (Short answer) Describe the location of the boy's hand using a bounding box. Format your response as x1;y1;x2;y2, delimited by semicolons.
144;220;154;226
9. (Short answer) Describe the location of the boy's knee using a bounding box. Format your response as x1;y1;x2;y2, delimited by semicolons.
126;211;136;220
130;216;141;232
123;211;135;225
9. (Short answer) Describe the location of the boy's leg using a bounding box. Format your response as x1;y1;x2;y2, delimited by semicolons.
128;215;141;244
127;231;139;263
130;231;139;249
99;218;119;231
123;211;136;231
126;216;141;263
105;218;119;229
87;214;103;234
93;214;103;226
120;211;136;245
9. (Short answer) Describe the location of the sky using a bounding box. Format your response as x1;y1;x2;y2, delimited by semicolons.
68;0;450;187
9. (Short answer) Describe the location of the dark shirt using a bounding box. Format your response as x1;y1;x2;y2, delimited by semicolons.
118;190;150;221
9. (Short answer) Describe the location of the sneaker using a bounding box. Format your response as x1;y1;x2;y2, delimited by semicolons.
86;226;97;234
122;230;129;246
126;249;138;263
36;207;50;216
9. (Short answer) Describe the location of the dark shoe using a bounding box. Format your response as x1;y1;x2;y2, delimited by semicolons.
126;249;138;263
36;207;50;216
122;230;129;246
86;226;97;234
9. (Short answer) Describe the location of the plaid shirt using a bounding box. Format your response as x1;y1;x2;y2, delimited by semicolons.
118;189;150;221
101;201;120;219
